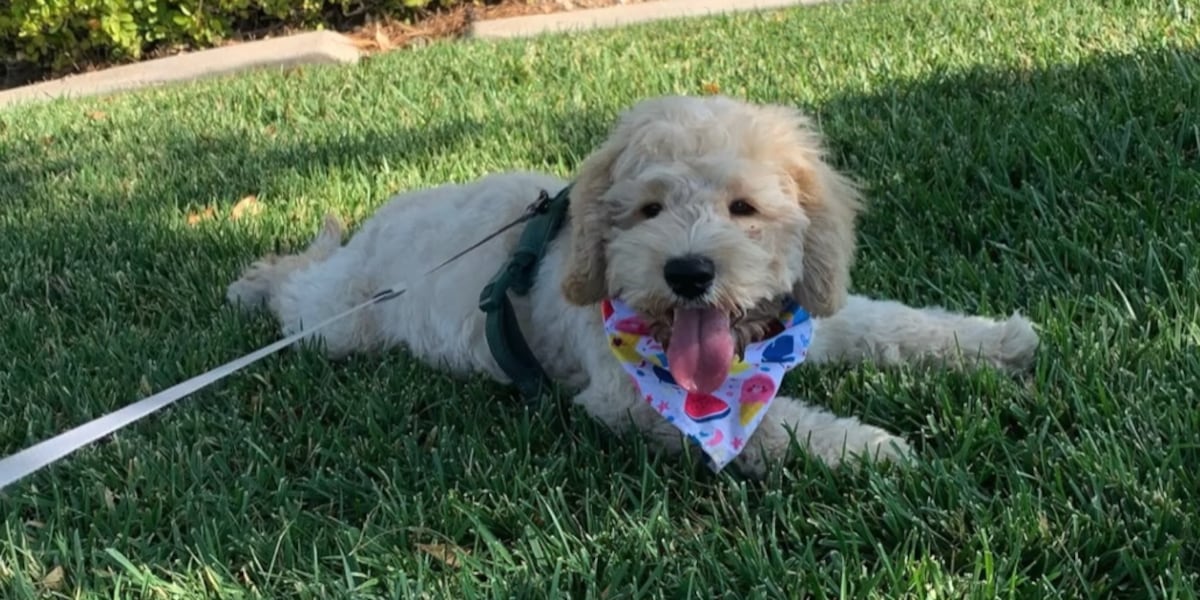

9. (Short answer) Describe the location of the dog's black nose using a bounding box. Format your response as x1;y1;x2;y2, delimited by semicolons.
663;255;716;299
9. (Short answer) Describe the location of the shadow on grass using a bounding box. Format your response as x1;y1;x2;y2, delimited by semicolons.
0;109;573;212
814;46;1200;306
1;45;1198;596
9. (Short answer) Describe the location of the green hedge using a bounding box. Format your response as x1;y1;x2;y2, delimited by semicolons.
1;0;481;75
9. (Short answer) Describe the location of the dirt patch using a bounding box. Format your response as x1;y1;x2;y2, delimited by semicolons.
1;0;656;92
345;0;655;54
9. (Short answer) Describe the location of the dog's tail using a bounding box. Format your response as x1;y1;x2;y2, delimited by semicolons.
226;213;344;311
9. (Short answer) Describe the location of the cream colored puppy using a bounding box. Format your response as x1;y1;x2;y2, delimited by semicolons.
227;95;1038;477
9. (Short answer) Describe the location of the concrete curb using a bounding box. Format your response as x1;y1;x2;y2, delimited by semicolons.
470;0;831;39
0;0;834;109
0;31;360;109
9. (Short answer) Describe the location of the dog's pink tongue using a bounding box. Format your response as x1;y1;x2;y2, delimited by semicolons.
667;307;734;395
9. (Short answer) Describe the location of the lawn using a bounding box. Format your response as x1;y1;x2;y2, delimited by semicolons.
2;0;1199;597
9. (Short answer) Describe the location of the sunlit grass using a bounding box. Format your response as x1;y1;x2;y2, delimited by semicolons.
1;0;1198;596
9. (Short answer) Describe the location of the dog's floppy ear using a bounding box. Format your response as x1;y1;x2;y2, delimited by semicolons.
561;135;624;306
774;110;863;318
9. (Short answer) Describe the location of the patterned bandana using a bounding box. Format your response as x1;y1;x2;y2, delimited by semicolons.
601;298;814;472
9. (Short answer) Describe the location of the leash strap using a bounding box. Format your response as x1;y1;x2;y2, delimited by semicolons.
479;185;572;400
0;293;398;491
0;195;553;491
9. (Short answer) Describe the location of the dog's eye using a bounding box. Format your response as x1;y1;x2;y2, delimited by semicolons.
640;202;663;219
729;198;757;216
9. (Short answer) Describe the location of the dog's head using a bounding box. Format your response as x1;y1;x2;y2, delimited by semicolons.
561;95;862;393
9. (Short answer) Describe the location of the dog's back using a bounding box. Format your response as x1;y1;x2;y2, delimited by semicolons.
227;171;587;384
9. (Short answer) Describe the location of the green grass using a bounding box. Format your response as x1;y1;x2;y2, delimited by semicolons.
2;0;1199;596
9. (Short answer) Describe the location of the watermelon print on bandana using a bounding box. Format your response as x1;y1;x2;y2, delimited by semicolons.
601;297;814;472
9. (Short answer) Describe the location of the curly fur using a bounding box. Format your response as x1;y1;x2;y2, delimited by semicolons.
226;95;1039;477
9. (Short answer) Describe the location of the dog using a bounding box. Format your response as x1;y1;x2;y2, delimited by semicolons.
226;95;1039;477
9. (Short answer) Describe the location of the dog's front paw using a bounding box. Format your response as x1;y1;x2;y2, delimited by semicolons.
823;424;913;468
732;414;913;478
858;428;912;465
992;312;1039;373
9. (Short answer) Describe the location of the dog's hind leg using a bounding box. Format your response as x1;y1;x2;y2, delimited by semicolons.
806;294;1039;374
226;214;344;313
226;214;382;359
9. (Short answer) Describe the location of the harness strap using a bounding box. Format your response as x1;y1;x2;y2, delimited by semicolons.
478;185;572;399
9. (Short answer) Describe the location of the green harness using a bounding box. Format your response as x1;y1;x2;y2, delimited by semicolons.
478;185;573;400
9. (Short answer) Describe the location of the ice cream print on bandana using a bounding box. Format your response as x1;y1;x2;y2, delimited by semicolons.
601;298;813;472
